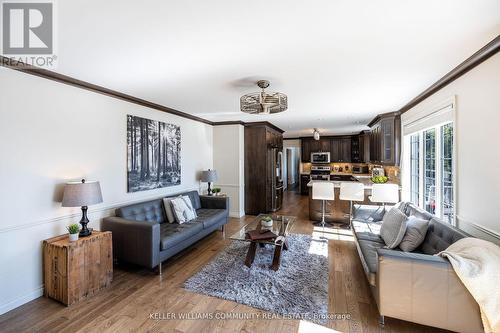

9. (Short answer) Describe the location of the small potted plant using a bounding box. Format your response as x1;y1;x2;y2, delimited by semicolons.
261;215;273;228
67;224;80;242
212;187;221;196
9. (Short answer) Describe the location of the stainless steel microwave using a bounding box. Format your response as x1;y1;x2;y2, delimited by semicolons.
311;152;330;164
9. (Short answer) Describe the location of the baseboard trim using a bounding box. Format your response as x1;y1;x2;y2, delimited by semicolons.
0;285;44;316
457;215;500;246
229;211;244;218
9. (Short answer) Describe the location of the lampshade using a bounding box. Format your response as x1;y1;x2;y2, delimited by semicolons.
200;170;217;182
62;180;103;207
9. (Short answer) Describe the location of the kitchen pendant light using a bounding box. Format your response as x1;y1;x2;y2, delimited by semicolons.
313;128;320;140
240;80;288;114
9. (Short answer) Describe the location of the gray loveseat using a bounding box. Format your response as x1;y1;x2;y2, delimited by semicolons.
352;203;483;333
102;190;228;274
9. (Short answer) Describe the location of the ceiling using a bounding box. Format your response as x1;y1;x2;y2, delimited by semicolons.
53;0;500;137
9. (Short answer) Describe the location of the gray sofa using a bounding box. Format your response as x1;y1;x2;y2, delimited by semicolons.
352;203;483;333
102;190;229;274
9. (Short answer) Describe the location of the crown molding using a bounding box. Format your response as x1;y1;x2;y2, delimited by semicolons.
0;56;214;125
398;35;500;114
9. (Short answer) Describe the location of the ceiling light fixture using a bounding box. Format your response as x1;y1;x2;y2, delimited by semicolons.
240;80;288;114
313;128;320;140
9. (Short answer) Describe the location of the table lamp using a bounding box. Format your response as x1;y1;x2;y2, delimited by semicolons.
201;169;217;195
62;179;103;237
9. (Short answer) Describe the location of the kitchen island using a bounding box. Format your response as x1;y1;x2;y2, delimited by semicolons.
306;176;400;225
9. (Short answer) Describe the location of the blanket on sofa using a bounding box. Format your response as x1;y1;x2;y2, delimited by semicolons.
438;237;500;333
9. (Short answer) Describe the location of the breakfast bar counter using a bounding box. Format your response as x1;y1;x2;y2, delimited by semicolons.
306;176;400;224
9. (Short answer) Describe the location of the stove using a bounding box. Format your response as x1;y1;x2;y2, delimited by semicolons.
310;165;331;180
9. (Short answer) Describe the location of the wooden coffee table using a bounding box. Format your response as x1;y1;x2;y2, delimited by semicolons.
229;214;296;271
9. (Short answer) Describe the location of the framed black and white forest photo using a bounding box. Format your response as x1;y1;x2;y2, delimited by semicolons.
127;115;181;192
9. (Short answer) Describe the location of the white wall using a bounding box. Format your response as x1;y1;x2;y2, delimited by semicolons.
402;53;500;240
0;69;214;314
212;125;245;217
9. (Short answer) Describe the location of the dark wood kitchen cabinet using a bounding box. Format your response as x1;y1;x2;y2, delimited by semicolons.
339;138;351;162
300;174;310;195
369;113;401;165
301;139;311;162
245;123;284;215
301;137;330;162
329;137;351;162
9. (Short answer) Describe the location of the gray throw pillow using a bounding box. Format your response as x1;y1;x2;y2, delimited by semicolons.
380;207;408;249
162;197;176;223
399;216;429;252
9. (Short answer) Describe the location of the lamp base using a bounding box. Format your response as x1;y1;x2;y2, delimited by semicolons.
79;206;92;237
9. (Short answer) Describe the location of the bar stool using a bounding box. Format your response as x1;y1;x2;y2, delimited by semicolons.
312;182;335;235
339;182;365;227
369;184;399;210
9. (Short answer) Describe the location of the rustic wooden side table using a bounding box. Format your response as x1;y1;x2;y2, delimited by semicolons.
43;230;113;305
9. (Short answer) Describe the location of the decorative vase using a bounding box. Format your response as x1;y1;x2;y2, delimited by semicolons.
69;233;79;242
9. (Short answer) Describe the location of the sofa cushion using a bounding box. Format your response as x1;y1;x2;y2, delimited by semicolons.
352;221;384;243
116;199;166;224
357;240;385;286
380;207;408;248
399;216;429;252
159;221;203;250
194;208;227;229
420;217;468;255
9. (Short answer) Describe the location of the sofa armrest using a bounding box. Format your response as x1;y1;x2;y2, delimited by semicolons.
200;195;229;210
376;248;483;333
101;217;160;269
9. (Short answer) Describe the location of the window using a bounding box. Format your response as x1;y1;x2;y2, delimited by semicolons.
402;98;455;224
409;134;420;205
441;123;454;223
404;123;454;222
424;129;436;214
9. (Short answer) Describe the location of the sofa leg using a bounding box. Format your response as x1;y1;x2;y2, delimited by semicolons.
379;315;385;327
221;224;225;238
157;262;162;276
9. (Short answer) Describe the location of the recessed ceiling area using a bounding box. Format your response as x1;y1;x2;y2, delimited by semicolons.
54;0;500;137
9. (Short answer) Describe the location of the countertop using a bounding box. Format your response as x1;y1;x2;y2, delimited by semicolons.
306;176;400;189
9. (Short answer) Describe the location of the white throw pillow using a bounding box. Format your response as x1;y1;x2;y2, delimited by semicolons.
170;196;197;224
162;197;176;223
380;207;408;249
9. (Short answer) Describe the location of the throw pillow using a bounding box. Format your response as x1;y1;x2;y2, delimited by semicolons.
399;216;429;252
171;196;197;224
380;207;408;249
162;197;176;223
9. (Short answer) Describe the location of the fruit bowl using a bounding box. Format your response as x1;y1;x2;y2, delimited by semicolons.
371;175;388;184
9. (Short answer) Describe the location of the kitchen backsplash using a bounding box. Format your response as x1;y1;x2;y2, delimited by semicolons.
300;162;401;183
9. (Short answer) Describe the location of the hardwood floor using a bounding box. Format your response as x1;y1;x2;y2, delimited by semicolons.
0;192;449;333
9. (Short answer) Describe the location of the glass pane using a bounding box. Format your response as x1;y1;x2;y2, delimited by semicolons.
441;123;454;223
410;134;420;205
424;129;436;214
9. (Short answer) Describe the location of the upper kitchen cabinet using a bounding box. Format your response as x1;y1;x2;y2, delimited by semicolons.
301;138;311;162
300;137;330;162
329;137;351;163
368;113;401;165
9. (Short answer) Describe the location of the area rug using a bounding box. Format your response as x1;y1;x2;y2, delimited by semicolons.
184;234;328;320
